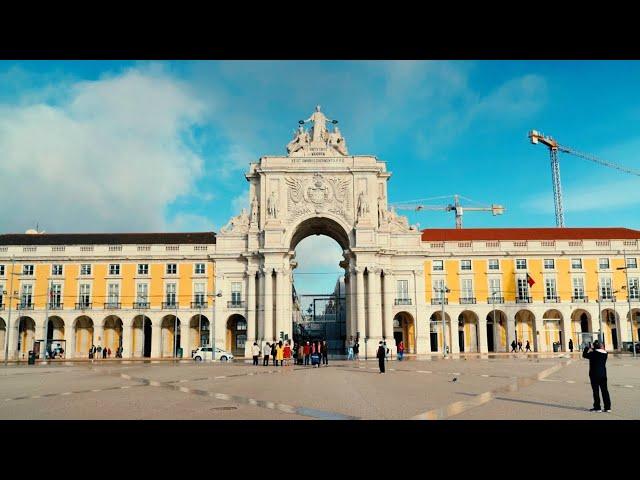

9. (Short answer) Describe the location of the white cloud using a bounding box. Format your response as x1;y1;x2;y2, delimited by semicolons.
231;189;249;214
0;65;206;233
293;235;344;294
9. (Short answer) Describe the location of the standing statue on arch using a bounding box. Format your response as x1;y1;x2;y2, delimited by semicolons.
267;190;279;218
300;105;336;143
357;191;369;219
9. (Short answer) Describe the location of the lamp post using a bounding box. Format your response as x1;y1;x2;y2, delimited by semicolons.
42;278;52;361
491;290;498;352
441;286;450;358
209;290;222;362
618;253;638;358
4;257;21;366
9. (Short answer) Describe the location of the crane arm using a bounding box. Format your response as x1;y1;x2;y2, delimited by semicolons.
558;144;640;177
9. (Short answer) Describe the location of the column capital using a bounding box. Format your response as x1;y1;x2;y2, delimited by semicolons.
353;267;364;275
370;267;383;275
246;268;258;276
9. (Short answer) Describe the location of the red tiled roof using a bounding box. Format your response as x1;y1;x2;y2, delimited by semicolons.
0;232;216;246
421;227;640;242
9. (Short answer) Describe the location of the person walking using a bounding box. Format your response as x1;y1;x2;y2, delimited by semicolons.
376;341;386;373
510;340;517;353
569;338;574;353
583;340;611;412
383;341;389;361
354;340;360;360
102;346;107;359
518;340;523;352
321;340;328;366
263;342;271;366
271;342;277;366
303;341;310;366
276;341;284;367
525;340;531;352
107;347;112;358
397;340;405;361
347;343;354;360
252;342;260;366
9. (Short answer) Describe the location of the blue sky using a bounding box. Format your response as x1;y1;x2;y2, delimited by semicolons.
1;60;640;294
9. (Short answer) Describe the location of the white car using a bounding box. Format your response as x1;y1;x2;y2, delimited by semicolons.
192;347;234;362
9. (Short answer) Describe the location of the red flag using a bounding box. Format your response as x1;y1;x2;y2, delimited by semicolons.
526;273;535;287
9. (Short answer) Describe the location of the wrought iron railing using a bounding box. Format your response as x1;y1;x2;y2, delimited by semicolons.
394;298;412;305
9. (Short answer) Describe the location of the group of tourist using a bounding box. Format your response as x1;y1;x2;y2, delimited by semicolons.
251;340;329;367
88;345;123;359
510;340;532;352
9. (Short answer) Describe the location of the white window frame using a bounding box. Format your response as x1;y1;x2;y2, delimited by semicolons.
396;279;409;300
461;278;474;299
80;264;91;276
78;283;91;306
488;259;500;271
21;283;33;306
543;259;555;270
517;277;530;300
627;257;638;269
599;277;613;299
195;263;206;275
165;282;177;306
0;265;5;276
107;283;120;305
460;260;472;271
194;282;206;304
571;258;583;270
108;264;120;276
628;277;639;300
136;282;149;304
544;277;557;299
0;282;4;306
572;277;585;299
515;259;527;270
166;263;177;275
432;260;444;272
598;258;610;270
432;279;445;300
137;264;149;275
52;264;63;276
50;283;62;307
23;264;35;276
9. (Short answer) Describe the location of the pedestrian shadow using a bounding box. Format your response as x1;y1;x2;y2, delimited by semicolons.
492;396;591;412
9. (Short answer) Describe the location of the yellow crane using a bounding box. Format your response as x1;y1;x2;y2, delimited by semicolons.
529;130;640;227
391;194;505;229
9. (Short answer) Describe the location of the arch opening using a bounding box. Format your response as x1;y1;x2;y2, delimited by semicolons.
486;310;507;352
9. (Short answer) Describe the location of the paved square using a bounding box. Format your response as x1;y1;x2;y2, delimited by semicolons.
0;354;637;420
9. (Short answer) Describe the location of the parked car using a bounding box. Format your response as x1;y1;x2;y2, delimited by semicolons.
191;347;234;362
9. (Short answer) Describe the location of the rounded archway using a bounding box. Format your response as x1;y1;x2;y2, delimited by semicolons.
514;310;535;351
393;312;415;353
542;309;563;352
0;318;6;360
73;316;94;357
132;315;152;358
486;310;507;352
17;316;36;358
429;311;452;353
189;314;209;353
627;308;640;346
601;308;619;350
289;216;351;251
161;315;181;358
103;316;123;356
458;310;479;353
46;316;65;358
226;314;247;356
571;309;593;349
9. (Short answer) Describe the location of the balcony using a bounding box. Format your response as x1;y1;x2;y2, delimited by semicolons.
431;298;448;305
75;302;92;310
599;296;616;303
571;296;588;303
133;302;150;309
487;296;504;304
191;301;208;309
162;302;179;309
460;297;476;304
516;297;532;304
48;303;63;310
18;303;34;310
104;302;121;309
394;298;412;306
227;301;246;308
544;296;561;303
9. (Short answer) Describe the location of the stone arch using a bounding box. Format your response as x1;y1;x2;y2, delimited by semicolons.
514;309;535;351
393;311;415;353
132;315;152;358
601;308;620;350
288;215;351;251
486;310;507;352
103;315;123;356
429;311;452;353
46;316;65;357
542;309;563;352
0;317;6;360
627;308;640;346
161;314;181;358
226;314;247;356
457;310;480;353
17;316;36;358
73;316;94;357
189;314;209;353
571;309;593;349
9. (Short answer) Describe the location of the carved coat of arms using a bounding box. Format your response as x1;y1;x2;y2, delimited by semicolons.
285;173;351;222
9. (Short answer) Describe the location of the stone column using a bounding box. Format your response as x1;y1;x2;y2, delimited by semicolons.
94;322;104;351
413;269;429;354
151;317;161;358
367;268;383;346
561;312;572;352
275;268;285;341
349;269;358;340
264;268;274;342
383;270;394;342
246;269;257;344
356;268;365;341
449;313;460;354
534;316;544;352
506;312;516;352
284;269;293;339
257;270;265;342
344;273;352;342
180;313;189;358
478;314;488;353
122;321;132;359
63;318;74;359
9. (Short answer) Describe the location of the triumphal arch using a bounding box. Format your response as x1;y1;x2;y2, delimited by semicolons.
213;106;428;357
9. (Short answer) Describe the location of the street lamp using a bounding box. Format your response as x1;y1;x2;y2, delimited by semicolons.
208;290;222;362
441;286;450;358
618;255;638;358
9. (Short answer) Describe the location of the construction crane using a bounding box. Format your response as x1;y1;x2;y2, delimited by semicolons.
391;194;505;229
529;130;640;228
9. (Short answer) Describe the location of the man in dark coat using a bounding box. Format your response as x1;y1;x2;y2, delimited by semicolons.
510;340;517;353
376;341;386;373
583;340;611;412
569;338;574;352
